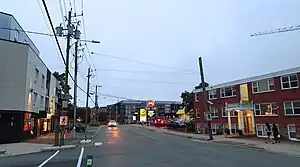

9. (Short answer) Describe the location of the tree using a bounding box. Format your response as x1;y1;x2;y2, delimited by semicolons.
180;91;194;114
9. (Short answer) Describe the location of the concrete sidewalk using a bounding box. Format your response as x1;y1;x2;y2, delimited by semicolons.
0;143;51;157
132;124;300;157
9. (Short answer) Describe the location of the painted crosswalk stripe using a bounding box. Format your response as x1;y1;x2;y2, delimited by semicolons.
94;142;102;146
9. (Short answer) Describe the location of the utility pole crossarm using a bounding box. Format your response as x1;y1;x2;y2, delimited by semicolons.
251;25;300;37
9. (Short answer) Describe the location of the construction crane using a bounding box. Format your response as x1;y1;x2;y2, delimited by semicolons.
251;25;300;37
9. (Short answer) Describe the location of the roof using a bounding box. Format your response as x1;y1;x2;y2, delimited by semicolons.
193;66;300;93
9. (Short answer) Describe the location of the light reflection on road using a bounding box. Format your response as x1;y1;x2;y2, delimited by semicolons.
107;127;121;144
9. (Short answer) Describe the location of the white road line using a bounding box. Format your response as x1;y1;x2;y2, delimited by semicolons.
92;125;103;138
76;147;85;167
130;129;160;140
94;142;102;146
37;150;59;167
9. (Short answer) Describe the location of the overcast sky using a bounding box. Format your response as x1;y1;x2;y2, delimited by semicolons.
1;0;300;107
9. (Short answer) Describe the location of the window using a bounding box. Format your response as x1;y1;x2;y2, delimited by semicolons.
256;124;280;137
196;109;201;118
210;107;218;118
41;75;45;88
33;92;38;106
220;86;236;98
252;78;275;93
281;74;298;89
221;107;238;117
35;68;39;83
208;89;217;100
211;124;219;134
254;103;278;116
287;125;297;139
40;96;44;106
284;101;300;115
195;93;200;102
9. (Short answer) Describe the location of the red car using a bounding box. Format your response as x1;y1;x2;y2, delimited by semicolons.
154;118;165;127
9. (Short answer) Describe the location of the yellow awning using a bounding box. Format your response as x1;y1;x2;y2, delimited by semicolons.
176;109;185;115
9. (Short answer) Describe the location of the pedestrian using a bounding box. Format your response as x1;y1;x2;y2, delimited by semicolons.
272;124;280;143
265;122;274;144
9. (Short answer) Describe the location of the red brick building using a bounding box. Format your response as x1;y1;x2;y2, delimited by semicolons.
193;67;300;141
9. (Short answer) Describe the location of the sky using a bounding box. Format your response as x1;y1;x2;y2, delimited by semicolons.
1;0;300;107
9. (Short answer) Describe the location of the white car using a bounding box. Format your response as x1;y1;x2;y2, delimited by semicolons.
108;120;117;127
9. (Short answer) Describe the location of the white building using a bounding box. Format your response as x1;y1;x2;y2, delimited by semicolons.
0;12;58;143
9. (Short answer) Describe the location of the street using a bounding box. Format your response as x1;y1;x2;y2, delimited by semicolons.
1;125;300;167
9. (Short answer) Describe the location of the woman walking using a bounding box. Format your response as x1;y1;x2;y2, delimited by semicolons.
272;124;280;143
265;122;274;144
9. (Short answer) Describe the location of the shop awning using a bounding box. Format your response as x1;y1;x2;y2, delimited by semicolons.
176;109;185;115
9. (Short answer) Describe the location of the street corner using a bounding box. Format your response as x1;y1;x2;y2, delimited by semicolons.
0;149;7;154
40;145;77;152
80;139;92;144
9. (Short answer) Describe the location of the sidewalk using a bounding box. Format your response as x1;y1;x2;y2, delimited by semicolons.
132;124;300;157
0;143;51;158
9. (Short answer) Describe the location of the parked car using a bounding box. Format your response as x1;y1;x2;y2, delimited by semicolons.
154;118;165;127
75;123;86;132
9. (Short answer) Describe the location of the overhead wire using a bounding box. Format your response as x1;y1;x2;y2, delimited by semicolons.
80;0;100;86
91;52;199;73
95;68;200;75
100;75;194;85
41;0;95;104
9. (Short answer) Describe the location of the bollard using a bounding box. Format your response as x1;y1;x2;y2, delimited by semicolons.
86;154;93;167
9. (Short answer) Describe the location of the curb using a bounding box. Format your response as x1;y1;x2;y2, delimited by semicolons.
0;150;41;158
40;145;77;152
0;149;7;154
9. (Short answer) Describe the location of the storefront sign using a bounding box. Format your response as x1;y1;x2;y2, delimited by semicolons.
226;102;253;111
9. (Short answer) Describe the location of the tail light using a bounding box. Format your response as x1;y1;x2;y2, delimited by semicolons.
154;120;157;124
161;120;164;124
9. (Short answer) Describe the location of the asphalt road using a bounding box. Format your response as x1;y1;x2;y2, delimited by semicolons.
1;125;300;167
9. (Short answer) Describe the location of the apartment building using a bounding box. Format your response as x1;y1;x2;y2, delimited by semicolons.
108;100;181;123
0;12;58;143
193;67;300;141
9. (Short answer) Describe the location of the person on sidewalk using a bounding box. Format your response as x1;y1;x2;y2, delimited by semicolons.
265;122;274;144
272;124;280;143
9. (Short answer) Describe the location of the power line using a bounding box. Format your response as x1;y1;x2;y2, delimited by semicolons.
91;52;198;73
0;26;54;37
41;0;94;103
99;93;134;100
80;0;100;86
101;75;194;85
96;68;200;75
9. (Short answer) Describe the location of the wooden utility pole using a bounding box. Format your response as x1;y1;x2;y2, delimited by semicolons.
198;57;213;140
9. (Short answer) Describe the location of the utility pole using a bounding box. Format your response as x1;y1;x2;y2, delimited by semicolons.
94;85;99;124
73;40;78;139
60;10;73;146
198;57;213;140
85;68;91;141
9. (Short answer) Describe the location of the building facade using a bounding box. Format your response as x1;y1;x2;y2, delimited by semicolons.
0;12;58;143
107;100;181;123
193;67;300;141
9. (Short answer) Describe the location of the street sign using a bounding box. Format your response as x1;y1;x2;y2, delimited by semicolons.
62;100;68;108
60;116;68;125
148;110;155;117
